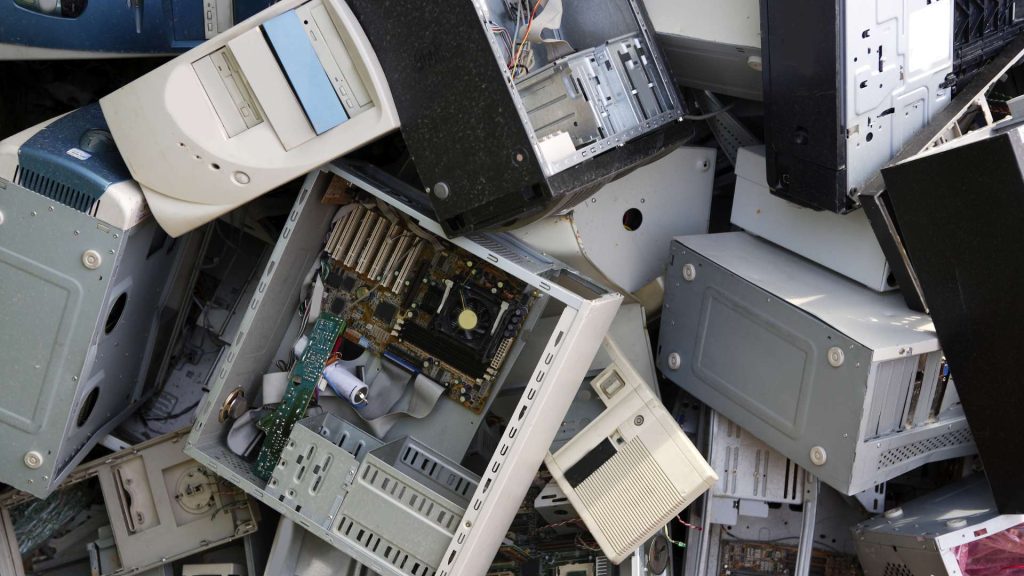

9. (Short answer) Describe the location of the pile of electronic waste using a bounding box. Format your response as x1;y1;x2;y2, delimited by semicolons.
1;0;1024;575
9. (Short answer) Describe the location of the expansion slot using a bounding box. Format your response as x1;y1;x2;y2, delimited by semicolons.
356;218;390;275
254;313;345;481
392;239;424;293
330;204;364;261
344;212;377;268
368;224;400;281
380;234;411;289
325;213;346;256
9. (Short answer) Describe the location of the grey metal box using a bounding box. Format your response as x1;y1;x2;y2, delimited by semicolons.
336;438;478;572
0;104;194;497
0;178;188;498
657;232;976;496
853;475;1024;576
265;414;383;530
185;161;622;576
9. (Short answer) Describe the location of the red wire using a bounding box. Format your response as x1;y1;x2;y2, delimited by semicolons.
509;0;542;74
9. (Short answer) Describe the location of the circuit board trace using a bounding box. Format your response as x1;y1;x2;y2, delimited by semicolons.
254;313;345;480
322;194;535;413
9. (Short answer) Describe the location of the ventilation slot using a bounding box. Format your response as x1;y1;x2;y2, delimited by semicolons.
574;438;684;556
15;166;100;216
882;562;913;576
876;429;974;470
335;516;435;576
399;445;477;498
360;462;461;532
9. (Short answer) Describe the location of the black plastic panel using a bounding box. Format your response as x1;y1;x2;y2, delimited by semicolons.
760;0;849;213
881;129;1024;513
760;0;1024;215
346;0;687;237
954;0;1024;86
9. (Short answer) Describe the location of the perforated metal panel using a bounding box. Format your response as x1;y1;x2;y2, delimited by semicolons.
883;563;913;576
266;414;383;529
875;429;974;471
335;438;477;573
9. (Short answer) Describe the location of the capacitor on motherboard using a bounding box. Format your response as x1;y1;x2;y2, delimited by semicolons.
322;363;369;406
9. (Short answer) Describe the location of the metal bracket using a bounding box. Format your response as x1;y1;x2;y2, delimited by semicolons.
793;475;820;576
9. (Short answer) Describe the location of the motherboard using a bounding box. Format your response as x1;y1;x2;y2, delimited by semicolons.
322;200;535;413
717;540;862;576
487;472;609;576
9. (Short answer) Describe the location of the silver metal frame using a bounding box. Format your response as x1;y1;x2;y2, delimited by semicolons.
185;161;622;576
470;0;683;178
0;178;193;498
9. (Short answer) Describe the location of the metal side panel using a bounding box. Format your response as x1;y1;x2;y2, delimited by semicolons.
0;180;119;496
657;233;972;496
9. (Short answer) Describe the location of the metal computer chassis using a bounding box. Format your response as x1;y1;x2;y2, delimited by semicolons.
657;233;976;496
185;161;622;576
0;177;191;498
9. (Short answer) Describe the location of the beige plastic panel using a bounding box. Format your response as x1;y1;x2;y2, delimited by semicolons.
100;0;399;237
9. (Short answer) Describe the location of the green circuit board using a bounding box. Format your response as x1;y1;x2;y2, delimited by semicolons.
254;313;345;481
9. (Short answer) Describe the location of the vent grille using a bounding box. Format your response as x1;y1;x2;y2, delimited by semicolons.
574;438;685;557
335;515;435;576
398;443;476;501
15;166;100;216
953;0;1024;85
876;429;974;470
359;462;462;533
882;562;913;576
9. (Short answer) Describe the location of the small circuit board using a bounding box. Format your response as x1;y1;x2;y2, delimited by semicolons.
322;198;535;413
718;540;862;576
254;313;345;480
